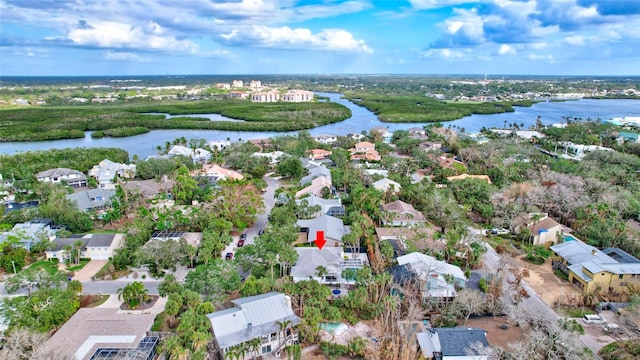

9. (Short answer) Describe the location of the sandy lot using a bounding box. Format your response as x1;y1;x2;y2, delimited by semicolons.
465;316;524;352
512;256;580;306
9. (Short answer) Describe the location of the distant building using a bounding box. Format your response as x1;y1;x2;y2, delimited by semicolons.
313;134;337;145
282;90;314;102
249;80;262;89
251;91;280;102
88;159;136;190
229;91;249;99
232;80;244;88
168;145;212;164
208;140;231;150
216;83;231;90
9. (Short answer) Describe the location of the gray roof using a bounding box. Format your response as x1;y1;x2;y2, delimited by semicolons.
296;195;343;215
207;292;301;349
49;237;89;252
300;166;331;186
36;168;86;180
66;188;115;211
417;328;489;357
550;241;614;266
48;233;117;252
552;241;640;275
87;233;117;247
297;214;346;242
602;248;640;263
290;247;343;277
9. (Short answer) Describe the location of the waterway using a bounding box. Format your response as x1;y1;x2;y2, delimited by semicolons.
0;93;638;159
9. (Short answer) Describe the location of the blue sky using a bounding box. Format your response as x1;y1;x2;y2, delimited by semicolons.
1;0;639;76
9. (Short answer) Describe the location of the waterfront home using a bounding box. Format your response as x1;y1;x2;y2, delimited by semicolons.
36;168;87;188
282;90;314;102
88;159;136;190
207;292;301;359
168;145;211;164
67;188;116;213
208;139;231;150
313;134;337;145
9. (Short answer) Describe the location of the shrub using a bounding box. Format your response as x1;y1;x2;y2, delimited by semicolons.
554;269;569;281
478;278;488;293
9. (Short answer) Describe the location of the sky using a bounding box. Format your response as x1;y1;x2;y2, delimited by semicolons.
1;0;639;76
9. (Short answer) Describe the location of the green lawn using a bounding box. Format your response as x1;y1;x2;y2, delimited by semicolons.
24;259;60;276
66;259;90;272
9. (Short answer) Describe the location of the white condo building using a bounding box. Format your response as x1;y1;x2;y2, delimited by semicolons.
282;90;314;102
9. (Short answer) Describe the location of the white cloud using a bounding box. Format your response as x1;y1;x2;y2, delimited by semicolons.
498;44;515;55
105;51;151;62
223;25;373;53
421;48;466;58
67;20;200;53
564;35;586;46
409;0;475;10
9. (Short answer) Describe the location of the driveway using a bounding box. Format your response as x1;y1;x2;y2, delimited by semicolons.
220;173;280;258
73;260;108;281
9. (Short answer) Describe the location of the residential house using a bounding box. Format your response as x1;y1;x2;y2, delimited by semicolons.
307;149;332;161
417;327;489;360
313;134;337;145
207;292;301;359
248;138;273;151
232;80;244;88
300;166;331;186
168;145;212;164
380;200;427;226
411;169;431;184
45;233;124;262
252;151;285;165
124;179;175;199
282;90;314;102
295;175;332;198
560;142;614;160
208;140;231;150
446;174;492;184
551;240;640;295
350;141;381;161
0;219;57;252
617;132;640;144
249;80;262;89
430;127;457;140
363;169;389;178
436;155;465;170
194;164;244;181
371;127;393;143
88;159;136;190
346;132;365;140
372;178;402;193
408;127;427;136
36;168;87;188
290;247;367;284
296;194;345;217
297;213;347;247
216;83;231;90
396;252;467;301
527;215;562;246
420;141;443;152
67;188;116;213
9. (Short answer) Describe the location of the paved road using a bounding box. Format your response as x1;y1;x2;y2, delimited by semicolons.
0;279;161;298
220;173;280;258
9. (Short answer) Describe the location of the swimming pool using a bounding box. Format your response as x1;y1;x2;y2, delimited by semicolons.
563;234;579;242
320;322;349;336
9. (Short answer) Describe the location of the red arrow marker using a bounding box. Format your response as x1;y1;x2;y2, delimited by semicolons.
315;230;326;250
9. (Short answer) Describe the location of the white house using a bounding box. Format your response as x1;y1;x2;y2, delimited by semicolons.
36;168;87;188
313;134;337;145
397;252;466;300
45;233;124;262
290;247;367;284
252;151;286;165
208;140;231;150
380;200;427;226
88;159;136;190
168;145;212;164
372;178;402;193
207;292;301;359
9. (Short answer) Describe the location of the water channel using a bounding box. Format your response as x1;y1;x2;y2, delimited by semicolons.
0;93;638;159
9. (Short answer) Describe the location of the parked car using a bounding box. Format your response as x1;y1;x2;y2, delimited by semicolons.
225;252;234;260
583;314;606;324
240;233;247;240
603;323;624;335
237;238;245;247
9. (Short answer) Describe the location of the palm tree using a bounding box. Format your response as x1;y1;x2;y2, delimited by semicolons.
315;266;328;282
276;319;293;350
117;281;148;309
246;338;261;360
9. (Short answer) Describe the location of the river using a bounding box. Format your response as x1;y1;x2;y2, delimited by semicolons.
0;93;638;159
